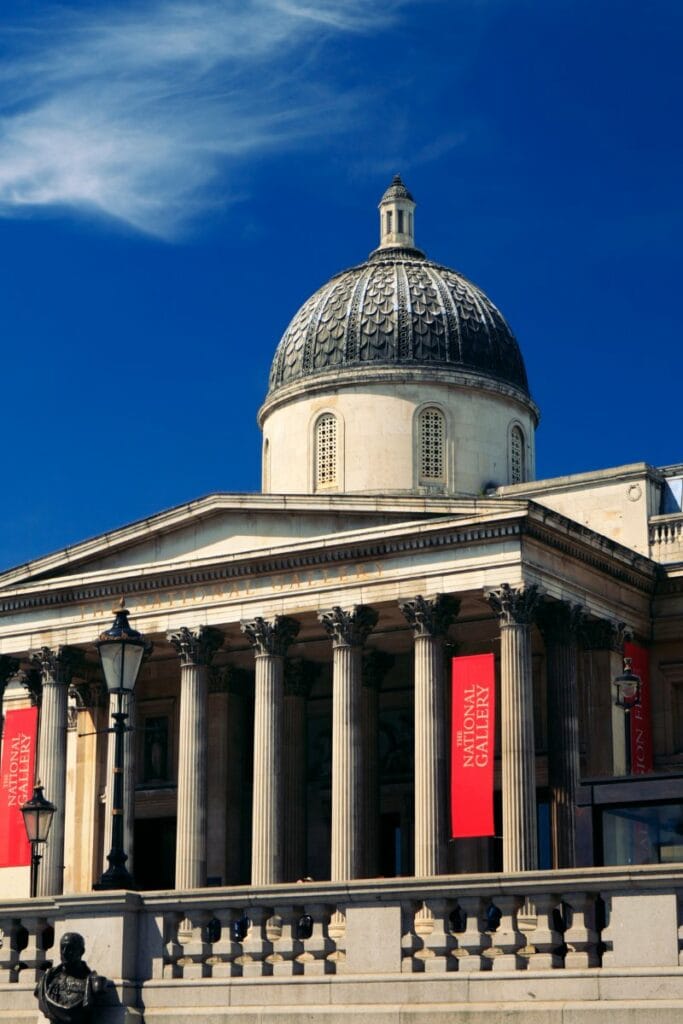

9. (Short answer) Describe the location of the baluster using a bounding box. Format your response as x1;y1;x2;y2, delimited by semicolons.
207;909;238;978
518;895;564;970
482;895;524;971
296;903;333;976
413;900;453;972
562;892;601;968
451;895;488;972
0;918;22;982
327;907;346;971
177;910;211;979
241;906;270;977
267;908;297;977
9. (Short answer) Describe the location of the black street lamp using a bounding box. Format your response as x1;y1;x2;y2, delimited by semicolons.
94;599;148;890
613;656;642;776
20;782;56;898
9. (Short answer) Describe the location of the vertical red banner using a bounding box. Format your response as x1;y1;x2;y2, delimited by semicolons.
0;706;39;867
624;640;653;774
451;654;495;838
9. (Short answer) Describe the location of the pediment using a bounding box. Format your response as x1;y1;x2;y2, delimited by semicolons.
0;492;517;590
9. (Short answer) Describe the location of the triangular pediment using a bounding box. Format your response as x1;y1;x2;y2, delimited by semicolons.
0;492;525;590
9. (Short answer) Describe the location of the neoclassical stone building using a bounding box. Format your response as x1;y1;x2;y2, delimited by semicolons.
1;178;682;1023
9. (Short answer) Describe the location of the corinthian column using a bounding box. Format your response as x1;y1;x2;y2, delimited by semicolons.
486;583;541;872
399;595;460;877
31;647;77;896
241;616;300;886
538;601;584;869
168;626;223;890
318;605;378;881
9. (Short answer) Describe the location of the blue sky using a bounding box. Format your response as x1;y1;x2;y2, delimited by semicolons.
0;0;681;569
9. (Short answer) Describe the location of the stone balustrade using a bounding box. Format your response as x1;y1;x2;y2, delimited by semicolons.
1;867;683;1022
650;513;683;562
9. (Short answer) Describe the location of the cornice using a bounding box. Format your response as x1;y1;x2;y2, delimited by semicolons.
0;512;528;614
523;507;658;594
0;501;659;617
258;364;540;427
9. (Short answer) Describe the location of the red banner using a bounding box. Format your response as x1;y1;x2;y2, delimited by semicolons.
0;707;38;867
451;654;495;838
624;640;653;774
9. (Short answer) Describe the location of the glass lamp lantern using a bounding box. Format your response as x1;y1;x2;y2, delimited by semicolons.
97;599;146;694
614;657;642;709
20;783;56;844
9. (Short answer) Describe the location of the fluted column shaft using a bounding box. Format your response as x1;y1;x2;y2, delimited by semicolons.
241;616;300;886
169;626;222;890
539;602;584;869
400;595;459;878
487;584;541;873
319;605;378;882
32;648;73;896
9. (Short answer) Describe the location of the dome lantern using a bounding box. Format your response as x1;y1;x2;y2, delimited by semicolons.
378;174;416;250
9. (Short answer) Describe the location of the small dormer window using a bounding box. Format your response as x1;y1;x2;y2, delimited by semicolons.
315;413;337;489
418;407;445;483
510;426;525;484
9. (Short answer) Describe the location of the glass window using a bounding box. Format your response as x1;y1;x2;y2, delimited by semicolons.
601;802;683;865
397;209;404;233
315;413;337;488
510;426;525;484
418;407;445;483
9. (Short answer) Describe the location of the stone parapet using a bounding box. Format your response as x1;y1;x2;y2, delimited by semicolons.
2;868;683;1022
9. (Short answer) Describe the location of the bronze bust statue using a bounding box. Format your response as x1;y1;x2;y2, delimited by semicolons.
35;932;104;1023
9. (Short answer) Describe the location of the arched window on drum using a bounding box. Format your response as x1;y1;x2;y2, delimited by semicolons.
510;425;525;484
418;407;446;484
315;413;338;489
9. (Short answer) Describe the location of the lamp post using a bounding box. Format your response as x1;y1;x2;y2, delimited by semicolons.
20;782;56;898
613;656;642;776
95;599;147;890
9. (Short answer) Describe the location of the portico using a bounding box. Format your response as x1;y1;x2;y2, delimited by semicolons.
0;494;655;896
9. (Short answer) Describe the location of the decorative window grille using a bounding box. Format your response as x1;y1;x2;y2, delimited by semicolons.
510;426;525;484
315;414;337;488
419;407;445;482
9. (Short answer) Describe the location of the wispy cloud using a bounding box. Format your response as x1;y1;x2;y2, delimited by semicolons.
0;1;407;238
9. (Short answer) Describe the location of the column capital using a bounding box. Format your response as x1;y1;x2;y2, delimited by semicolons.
284;658;317;699
318;605;378;648
581;618;633;652
399;594;460;638
537;601;585;645
29;645;82;684
486;583;542;626
168;625;223;666
363;649;394;691
240;615;300;657
68;680;106;711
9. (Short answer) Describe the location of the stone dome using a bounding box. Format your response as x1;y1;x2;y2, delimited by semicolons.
267;250;529;397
